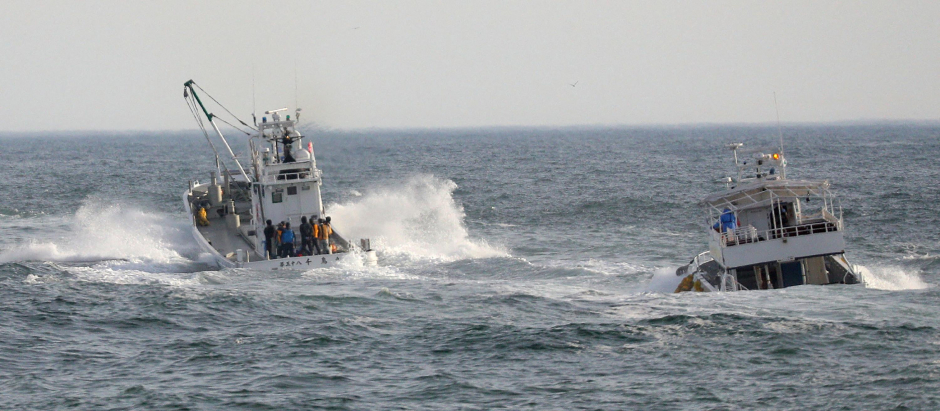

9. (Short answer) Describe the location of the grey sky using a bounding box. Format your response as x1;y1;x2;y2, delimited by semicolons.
2;1;938;131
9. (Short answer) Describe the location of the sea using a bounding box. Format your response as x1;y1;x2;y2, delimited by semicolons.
0;123;938;410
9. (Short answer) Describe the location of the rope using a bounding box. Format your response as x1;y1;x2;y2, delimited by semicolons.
215;116;253;136
186;94;224;165
193;83;257;131
184;82;258;186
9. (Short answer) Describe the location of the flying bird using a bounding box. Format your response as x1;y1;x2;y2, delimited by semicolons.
569;81;578;87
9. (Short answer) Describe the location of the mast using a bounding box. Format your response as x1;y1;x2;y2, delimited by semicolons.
773;92;786;179
184;80;252;183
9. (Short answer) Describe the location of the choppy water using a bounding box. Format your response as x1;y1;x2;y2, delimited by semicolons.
1;124;938;409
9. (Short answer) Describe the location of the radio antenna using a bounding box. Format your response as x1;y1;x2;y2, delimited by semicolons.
774;91;786;179
294;60;299;111
774;92;784;155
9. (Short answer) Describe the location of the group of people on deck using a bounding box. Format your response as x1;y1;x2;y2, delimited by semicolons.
263;216;334;259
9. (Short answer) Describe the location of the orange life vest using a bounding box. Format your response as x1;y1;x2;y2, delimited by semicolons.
317;223;332;240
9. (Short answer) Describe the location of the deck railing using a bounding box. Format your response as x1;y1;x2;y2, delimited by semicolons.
719;218;840;247
260;170;319;183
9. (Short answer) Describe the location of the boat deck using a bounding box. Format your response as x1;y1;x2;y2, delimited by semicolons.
196;213;257;261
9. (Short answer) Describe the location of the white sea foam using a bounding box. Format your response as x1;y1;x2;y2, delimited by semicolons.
63;265;206;287
325;175;507;262
643;262;932;293
300;259;423;281
857;264;930;291
0;198;197;271
528;258;647;277
645;266;687;293
643;263;931;293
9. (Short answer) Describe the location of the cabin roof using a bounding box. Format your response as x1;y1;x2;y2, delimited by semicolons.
700;178;831;212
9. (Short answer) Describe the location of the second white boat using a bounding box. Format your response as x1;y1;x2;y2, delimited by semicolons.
675;142;862;292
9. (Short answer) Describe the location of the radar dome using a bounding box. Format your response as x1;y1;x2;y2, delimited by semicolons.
292;147;311;161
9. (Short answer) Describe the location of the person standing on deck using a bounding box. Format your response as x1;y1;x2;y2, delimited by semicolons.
713;208;737;233
317;218;332;255
281;222;296;258
275;222;284;258
310;215;322;255
300;216;313;256
263;220;276;259
323;217;334;254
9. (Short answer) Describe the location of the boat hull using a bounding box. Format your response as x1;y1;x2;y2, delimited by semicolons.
183;188;376;270
675;251;861;292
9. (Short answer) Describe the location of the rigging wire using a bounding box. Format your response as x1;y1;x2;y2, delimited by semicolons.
215;116;253;136
185;93;224;171
193;82;257;131
185;82;253;183
186;92;250;196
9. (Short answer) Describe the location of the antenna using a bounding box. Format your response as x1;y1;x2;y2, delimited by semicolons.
252;66;257;126
294;60;299;112
294;60;302;124
774;92;786;179
774;92;784;154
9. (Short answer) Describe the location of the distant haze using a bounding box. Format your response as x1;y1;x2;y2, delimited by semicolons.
1;1;938;131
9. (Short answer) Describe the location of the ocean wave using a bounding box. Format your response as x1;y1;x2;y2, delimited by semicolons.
858;264;930;291
0;207;44;218
325;175;508;262
644;266;688;293
0;198;199;271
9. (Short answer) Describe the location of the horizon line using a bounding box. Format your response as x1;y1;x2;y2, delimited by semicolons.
2;118;939;135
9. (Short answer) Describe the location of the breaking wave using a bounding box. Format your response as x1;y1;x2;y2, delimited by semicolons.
646;266;687;293
858;264;930;291
325;175;507;262
0;199;197;271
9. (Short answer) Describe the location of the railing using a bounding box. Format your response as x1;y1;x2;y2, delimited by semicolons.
260;170;320;183
677;251;713;276
768;220;838;240
718;219;840;247
722;226;760;245
721;274;748;291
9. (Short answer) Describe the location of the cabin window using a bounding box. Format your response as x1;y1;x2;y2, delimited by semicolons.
302;185;311;191
272;192;283;203
287;186;298;195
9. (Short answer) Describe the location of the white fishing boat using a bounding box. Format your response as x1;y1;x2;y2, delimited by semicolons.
675;142;861;292
181;80;376;269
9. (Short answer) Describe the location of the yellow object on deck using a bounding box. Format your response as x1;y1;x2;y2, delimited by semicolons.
674;274;706;293
196;207;210;226
675;274;694;293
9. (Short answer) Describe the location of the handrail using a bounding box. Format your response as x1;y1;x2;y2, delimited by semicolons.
718;220;840;248
260;170;320;183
